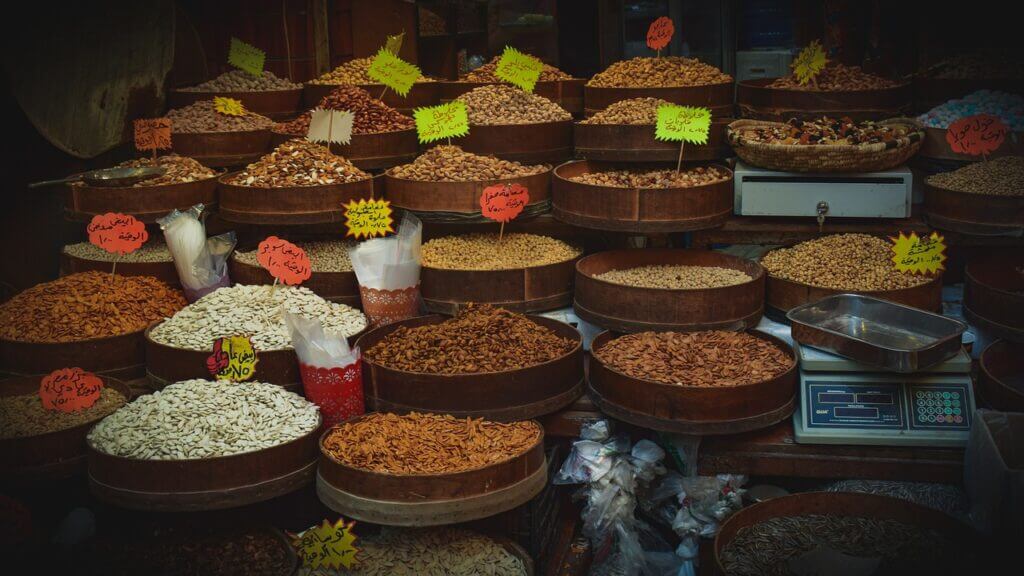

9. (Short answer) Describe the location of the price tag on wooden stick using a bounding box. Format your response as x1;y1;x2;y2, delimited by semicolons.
495;46;544;93
87;213;148;255
647;16;675;52
206;336;258;381
257;236;312;286
228;37;265;77
793;40;827;86
891;231;946;276
367;48;421;97
414;102;469;143
133;118;171;153
946;114;1009;157
39;368;104;413
307;108;354;145
655;105;711;144
481;183;529;223
289;519;359;570
344;198;394;239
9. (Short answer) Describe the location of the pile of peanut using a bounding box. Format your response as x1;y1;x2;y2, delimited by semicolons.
569;166;729;188
224;139;370;187
769;63;898;91
391;145;548;182
587;57;732;88
275;86;414;136
456;84;571;125
422;233;580;271
580;97;674;125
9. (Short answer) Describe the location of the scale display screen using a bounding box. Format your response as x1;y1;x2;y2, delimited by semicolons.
807;382;903;428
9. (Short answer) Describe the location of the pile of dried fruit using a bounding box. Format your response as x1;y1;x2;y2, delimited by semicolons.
587;57;732;88
768;62;897;91
365;304;575;374
927;156;1024;196
322;412;540;474
391;145;549;181
761;234;931;291
224;139;370;187
275;86;414;136
462;55;572;82
0;387;127;439
739;117;916;146
0;272;186;343
166;100;274;133
595;331;793;387
456;84;571;124
309;57;434;85
423;233;580;270
181;69;300;92
595;265;751;289
580;97;674;125
73;155;215;187
569;166;729;188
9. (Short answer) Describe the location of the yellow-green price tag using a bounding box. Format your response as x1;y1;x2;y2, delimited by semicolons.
495;46;544;93
214;97;247;116
891;231;946;276
228;37;265;77
793;40;827;85
414;102;469;143
655;105;711;144
385;32;404;55
367;48;421;97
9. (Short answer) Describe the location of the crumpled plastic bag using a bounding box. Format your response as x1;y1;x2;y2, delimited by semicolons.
158;204;235;301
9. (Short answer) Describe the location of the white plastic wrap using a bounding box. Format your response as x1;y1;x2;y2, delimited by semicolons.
284;312;358;369
158;204;235;301
348;213;423;328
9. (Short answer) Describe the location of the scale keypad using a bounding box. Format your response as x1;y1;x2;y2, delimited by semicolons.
909;385;970;430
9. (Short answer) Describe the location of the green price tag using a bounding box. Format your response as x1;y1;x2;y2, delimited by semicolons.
367;48;421;97
228;37;265;77
655;105;711;144
494;46;544;93
414;102;470;143
385;32;404;55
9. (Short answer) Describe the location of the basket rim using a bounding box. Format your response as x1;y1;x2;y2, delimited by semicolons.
727;117;924;154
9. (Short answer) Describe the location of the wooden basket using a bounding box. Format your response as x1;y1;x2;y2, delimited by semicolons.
727;118;924;173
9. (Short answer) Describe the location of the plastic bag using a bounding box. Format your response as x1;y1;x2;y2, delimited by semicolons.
349;212;422;329
158;204;235;301
285;312;363;427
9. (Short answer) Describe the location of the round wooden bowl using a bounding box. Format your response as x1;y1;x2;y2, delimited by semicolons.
421;255;580;314
303;82;441;114
217;172;375;225
924;180;1024;235
383;167;551;217
87;415;323;511
270;128;419;170
979;340;1024;411
574;117;731;162
171;129;272;168
59;252;179;288
229;256;360;308
913;76;1024;114
589;330;796;434
436;120;573;164
63;173;220;223
0;375;131;480
552;161;734;233
169;88;304;121
0;329;147;380
964;250;1024;343
714;492;978;575
357;315;584;421
584;81;735;118
439;79;585;116
574;249;765;332
736;78;913;121
919;126;1024;162
316;415;547;526
763;262;943;315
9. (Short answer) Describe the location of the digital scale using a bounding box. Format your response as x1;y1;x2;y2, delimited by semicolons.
793;343;975;447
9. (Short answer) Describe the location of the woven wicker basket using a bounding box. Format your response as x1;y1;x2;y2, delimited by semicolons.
727;118;924;173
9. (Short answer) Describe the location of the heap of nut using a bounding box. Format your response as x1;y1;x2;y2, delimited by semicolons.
739;117;917;146
224;139;370;187
64;240;173;264
456;84;571;125
768;62;898;91
275;86;414;136
167;100;274;133
587;57;732;88
234;240;354;272
595;264;751;290
569;166;729;188
580;97;674;125
74;155;216;187
391;145;548;181
927;156;1024;197
422;233;581;271
761;233;931;291
181;69;301;92
309;57;434;85
462;55;572;82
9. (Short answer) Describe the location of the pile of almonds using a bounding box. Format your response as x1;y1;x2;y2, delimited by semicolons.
456;84;571;125
275;86;414;136
769;63;898;91
587;57;732;88
224;139;370;187
569;166;729;188
167;100;274;133
391;145;548;181
580;97;674;125
462;56;572;82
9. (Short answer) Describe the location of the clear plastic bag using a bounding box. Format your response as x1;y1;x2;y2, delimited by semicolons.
158;204;235;301
348;213;422;328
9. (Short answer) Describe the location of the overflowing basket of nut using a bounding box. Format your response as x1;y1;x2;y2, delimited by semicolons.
170;70;304;120
167;100;275;168
440;56;585;116
230;240;360;307
584;57;735;117
303;56;440;113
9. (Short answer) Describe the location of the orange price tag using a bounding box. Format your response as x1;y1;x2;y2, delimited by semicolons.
39;368;104;413
647;17;675;51
480;183;529;223
87;213;148;255
257;236;312;286
133;118;171;152
946;114;1009;156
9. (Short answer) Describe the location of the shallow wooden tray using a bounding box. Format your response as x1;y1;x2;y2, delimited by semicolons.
59;252;179;288
584;81;735;118
383;167;551;215
169;88;304;121
736;78;913;121
964;250;1024;343
979;340;1024;411
924;180;1024;235
433;120;574;165
0;329;147;380
64;173;220;223
217;172;375;225
229;255;360;308
439;79;585;116
421;256;579;314
171;129;272;169
573;118;731;162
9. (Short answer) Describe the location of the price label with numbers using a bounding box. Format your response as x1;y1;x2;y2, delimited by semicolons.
414;102;469;143
206;336;258;381
891;231;946;276
87;213;148;255
480;183;529;223
290;519;359;570
655;105;711;144
39;368;104;413
133;118;171;152
344;199;394;239
257;236;312;286
367;48;421;97
647;17;675;51
793;40;827;85
495;46;544;93
946;114;1009;156
228;37;265;77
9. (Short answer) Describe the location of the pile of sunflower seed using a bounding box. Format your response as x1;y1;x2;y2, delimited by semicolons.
87;379;319;460
149;285;366;351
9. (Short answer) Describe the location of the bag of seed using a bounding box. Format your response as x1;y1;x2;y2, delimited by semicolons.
158;204;235;302
285;312;363;427
349;213;423;329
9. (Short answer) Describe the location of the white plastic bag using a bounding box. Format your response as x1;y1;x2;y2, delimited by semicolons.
158;204;235;301
348;213;422;328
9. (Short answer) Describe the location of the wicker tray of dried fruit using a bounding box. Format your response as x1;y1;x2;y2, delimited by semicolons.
727;117;924;173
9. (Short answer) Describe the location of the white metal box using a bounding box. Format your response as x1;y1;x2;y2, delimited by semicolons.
736;50;793;81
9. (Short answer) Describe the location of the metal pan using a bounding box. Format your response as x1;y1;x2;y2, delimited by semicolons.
29;166;167;188
787;293;965;373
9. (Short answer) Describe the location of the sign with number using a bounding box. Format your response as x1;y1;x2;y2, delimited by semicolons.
307;108;354;145
214;96;246;116
289;519;359;570
647;17;675;51
228;37;265;77
206;336;258;381
344;198;394;239
655;105;711;144
414;102;470;143
87;213;148;255
946;114;1009;156
495;46;544;93
793;40;827;85
367;48;421;97
257;236;312;286
480;183;529;223
39;368;104;413
133;118;171;152
891;231;946;276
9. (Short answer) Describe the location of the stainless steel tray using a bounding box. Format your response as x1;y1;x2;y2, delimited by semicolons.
787;293;966;373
